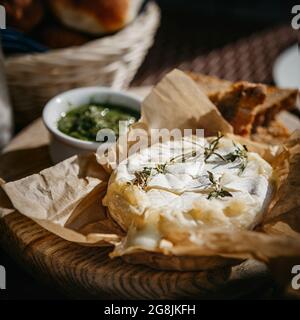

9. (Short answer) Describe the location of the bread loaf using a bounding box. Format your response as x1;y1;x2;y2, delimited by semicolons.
49;0;144;35
1;0;44;32
187;72;298;137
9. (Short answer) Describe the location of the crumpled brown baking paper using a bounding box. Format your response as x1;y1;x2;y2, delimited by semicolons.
141;69;233;135
0;153;123;245
0;69;300;273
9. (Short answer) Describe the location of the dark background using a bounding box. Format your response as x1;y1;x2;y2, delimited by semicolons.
157;0;294;22
0;0;299;300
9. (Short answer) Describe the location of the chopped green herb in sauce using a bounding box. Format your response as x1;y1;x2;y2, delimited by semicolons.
58;104;139;141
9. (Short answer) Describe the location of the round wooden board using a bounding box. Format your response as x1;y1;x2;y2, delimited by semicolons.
1;85;282;299
0;118;273;299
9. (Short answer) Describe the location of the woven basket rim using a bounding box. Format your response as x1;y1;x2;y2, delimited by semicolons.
5;1;160;64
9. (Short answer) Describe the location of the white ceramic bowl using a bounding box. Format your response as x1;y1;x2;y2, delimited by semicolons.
43;87;141;164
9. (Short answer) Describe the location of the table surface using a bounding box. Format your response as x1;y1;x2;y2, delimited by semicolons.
0;9;298;299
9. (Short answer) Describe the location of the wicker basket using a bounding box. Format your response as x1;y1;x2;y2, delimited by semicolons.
4;2;160;128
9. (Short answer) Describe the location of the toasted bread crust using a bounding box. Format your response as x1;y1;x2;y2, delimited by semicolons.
186;72;232;95
187;71;298;137
210;82;267;135
251;120;290;145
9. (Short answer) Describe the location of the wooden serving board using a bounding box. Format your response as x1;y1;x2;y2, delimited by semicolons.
3;86;297;299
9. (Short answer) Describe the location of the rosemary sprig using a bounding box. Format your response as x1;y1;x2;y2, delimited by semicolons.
204;132;225;162
224;142;248;174
207;171;233;200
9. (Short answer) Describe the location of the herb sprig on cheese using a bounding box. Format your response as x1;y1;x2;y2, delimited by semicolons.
130;133;249;194
205;133;249;175
204;132;225;161
207;171;233;200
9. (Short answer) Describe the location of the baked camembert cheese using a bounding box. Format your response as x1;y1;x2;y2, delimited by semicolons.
103;134;274;256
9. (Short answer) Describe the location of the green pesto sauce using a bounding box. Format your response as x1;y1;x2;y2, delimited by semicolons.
57;103;139;142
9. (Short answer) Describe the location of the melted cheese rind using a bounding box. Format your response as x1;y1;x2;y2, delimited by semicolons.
104;136;273;251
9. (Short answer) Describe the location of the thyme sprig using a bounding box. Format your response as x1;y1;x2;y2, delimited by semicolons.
204;132;248;174
169;150;197;164
132;167;153;189
204;132;225;162
155;163;168;174
207;171;233;200
224;142;248;174
131;136;249;190
132;149;199;189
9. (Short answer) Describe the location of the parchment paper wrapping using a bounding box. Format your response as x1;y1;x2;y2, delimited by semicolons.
0;154;123;245
1;69;300;275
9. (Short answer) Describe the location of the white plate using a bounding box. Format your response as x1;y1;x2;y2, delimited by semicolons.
273;44;300;89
